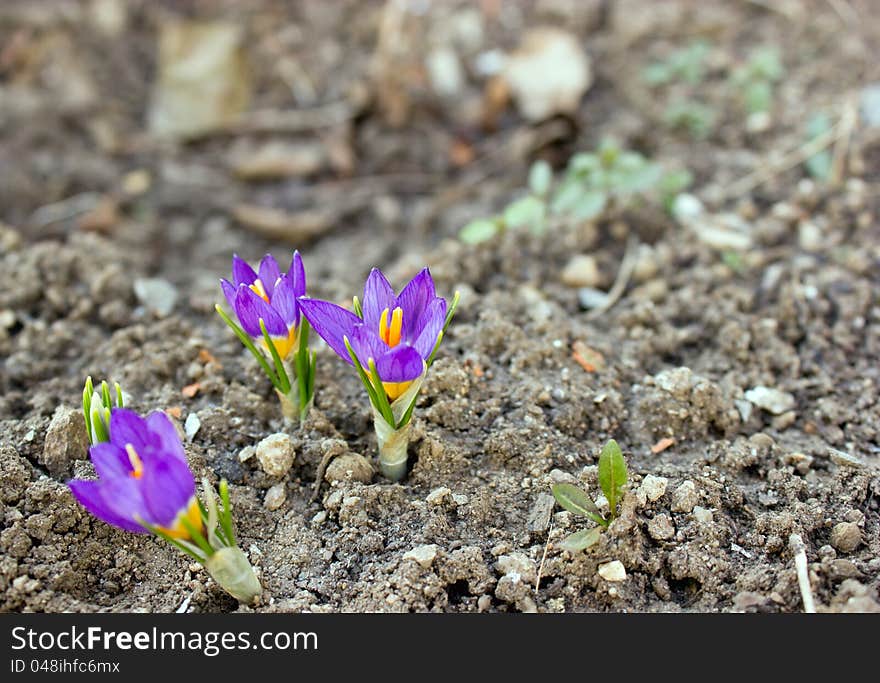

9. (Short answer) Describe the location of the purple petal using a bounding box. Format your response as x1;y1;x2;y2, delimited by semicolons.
396;268;436;338
231;254;258;287
289;251;306;299
89;442;133;479
220;278;237;311
297;298;362;363
362;268;395;329
258;254;281;298
144;411;186;463
374;345;425;383
109;409;153;453
139;455;195;529
234;285;288;337
349;325;388;366
68;478;147;534
270;274;299;327
412;297;447;359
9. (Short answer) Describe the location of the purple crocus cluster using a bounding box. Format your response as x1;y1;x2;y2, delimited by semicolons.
69;409;200;538
221;252;306;360
69;252;455;555
299;268;447;399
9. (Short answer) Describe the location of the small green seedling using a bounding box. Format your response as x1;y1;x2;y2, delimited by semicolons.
642;41;712;87
460;144;691;244
663;99;716;140
804;112;833;181
730;46;784;116
82;376;124;444
551;439;628;551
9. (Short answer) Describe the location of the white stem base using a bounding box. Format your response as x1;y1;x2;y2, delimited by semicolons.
205;546;262;604
374;412;411;482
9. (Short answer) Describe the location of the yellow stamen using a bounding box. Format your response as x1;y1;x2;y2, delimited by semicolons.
382;380;413;401
379;306;404;347
259;324;298;360
249;279;270;303
157;498;203;540
125;444;143;479
368;369;413;401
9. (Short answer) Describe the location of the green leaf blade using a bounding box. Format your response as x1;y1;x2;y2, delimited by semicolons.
598;439;628;519
559;526;602;552
551;482;601;518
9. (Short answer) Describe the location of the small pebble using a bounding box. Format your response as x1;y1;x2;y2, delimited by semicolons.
41;406;89;476
426;487;452;505
184;413;200;441
693;506;713;524
744;386;796;415
561;254;600;288
639;475;668;503
403;544;439;569
578;287;609;310
238;445;256;463
325;453;373;484
263;483;287;511
671;480;699;513
527;493;555;533
256;433;296;477
133;277;178;317
597;560;627;582
648;514;675;540
830;522;861;554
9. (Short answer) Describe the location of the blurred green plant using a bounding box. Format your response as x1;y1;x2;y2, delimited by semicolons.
730;46;784;115
459;141;692;244
663;99;716;140
804;112;833;181
550;439;628;551
642;41;711;87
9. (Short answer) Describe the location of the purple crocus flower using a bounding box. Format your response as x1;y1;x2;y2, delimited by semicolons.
220;252;306;360
68;409;201;539
298;268;447;400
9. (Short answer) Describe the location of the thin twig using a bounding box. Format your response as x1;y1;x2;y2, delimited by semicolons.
226;101;358;135
830;96;858;186
789;533;816;613
535;522;553;594
586;235;639;320
309;449;339;504
723;116;847;199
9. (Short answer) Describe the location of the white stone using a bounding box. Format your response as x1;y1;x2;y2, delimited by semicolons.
693;506;713;524
503;28;592;122
745;386;796;415
256;432;295;477
671;480;699;513
639;475;668;502
403;544;439;569
184;413;200;440
263;483;287;511
426;47;464;98
426;486;452;505
134;277;178;317
598;560;627;582
561;254;601;288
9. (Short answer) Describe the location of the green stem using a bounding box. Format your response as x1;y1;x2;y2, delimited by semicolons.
215;304;280;389
259;319;291;394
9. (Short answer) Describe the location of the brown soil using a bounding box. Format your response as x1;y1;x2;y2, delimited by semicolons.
1;0;879;613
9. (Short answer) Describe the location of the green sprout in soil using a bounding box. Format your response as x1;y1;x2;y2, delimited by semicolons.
642;40;712;87
82;376;124;445
550;439;628;551
804;112;833;181
729;46;784;116
460;142;691;244
663;99;716;140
